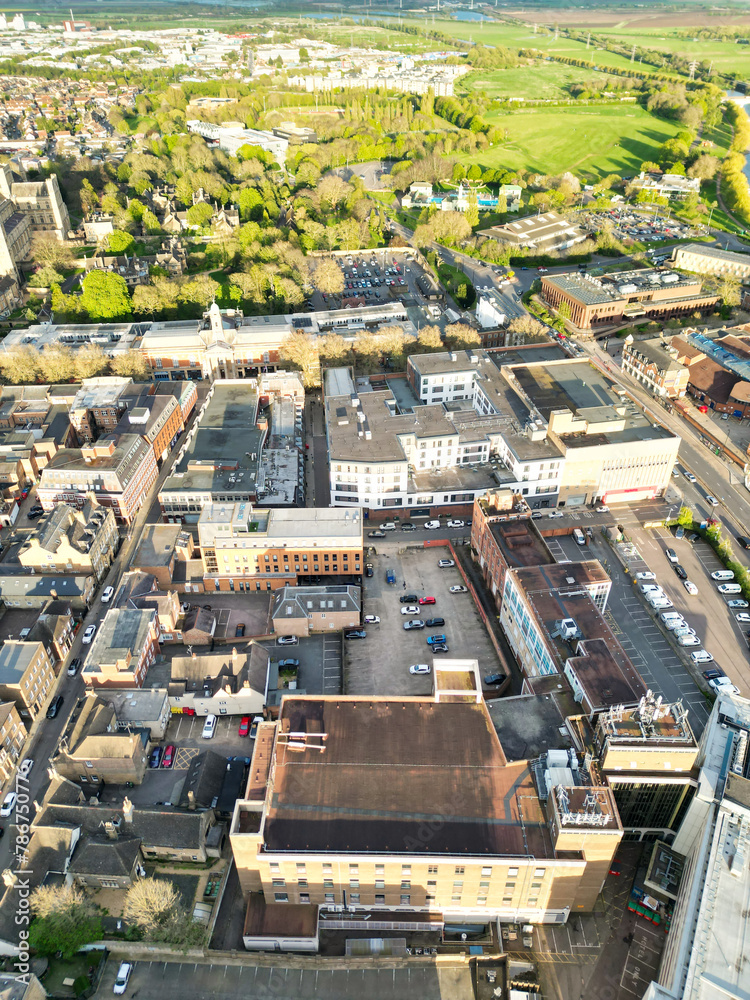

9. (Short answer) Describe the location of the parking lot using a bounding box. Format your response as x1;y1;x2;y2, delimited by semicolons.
261;634;343;696
306;250;432;312
583;209;697;246
346;545;502;695
95;957;475;1000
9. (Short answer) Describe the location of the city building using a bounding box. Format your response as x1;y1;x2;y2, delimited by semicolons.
0;196;31;282
169;644;269;718
81;607;160;689
130;525;196;589
540;269;718;331
476;288;509;330
51;693;149;785
113;391;185;468
621;336;689;398
482;211;586;253
68;378;195;446
199;505;363;592
630;171;700;199
270;585;361;636
27;601;77;663
230;688;623;923
0;640;56;720
17;498;118;581
96;687;170;740
593;696;698;843
0;702;27;781
0;164;70;241
0;572;95;609
37;433;158;524
471;490;551;602
186;120;289;163
642;691;750;1000
158;382;265;523
671;242;750;280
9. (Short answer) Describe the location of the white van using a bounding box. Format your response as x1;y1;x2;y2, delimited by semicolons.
201;714;217;739
711;570;735;582
572;528;586;546
718;583;742;595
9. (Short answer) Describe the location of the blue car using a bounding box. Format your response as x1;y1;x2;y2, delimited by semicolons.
426;634;446;646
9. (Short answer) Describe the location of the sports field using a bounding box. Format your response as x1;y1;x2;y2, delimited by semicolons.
459;61;620;100
466;104;683;179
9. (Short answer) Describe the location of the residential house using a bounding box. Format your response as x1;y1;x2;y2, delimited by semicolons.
27;600;76;662
67;836;142;889
621;336;689;399
51;692;149;784
270;585;361;636
81;607;160;689
0;573;94;609
17;498;119;581
100;688;170;740
0;640;56;720
0;703;27;782
169;644;268;717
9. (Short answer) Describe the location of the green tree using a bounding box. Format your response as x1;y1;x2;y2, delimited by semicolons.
677;505;694;527
80;270;133;322
186;202;214;228
106;230;136;255
465;190;479;229
452;162;466;183
466;164;482;181
29;910;103;959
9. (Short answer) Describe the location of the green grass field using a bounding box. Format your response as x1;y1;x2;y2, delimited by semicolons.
459;61;616;100
471;104;683;179
590;26;750;76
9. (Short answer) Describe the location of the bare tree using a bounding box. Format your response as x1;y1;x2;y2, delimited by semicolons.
30;884;87;919
31;234;76;271
123;878;179;931
0;345;42;384
75;343;111;380
111;351;150;380
317;175;353;210
507;315;548;342
40;345;77;384
280;332;320;387
445;323;481;349
313;257;345;295
417;324;444;350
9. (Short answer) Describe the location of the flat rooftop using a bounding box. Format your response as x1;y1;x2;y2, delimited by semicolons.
260;696;557;859
566;638;647;710
198;504;362;546
82;608;155;673
487;690;579;761
161;383;263;496
490;519;552;572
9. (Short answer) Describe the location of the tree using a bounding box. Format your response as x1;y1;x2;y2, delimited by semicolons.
719;276;741;309
29;909;103;959
687;153;720;181
124;878;179;931
417;324;444;350
0;345;41;384
31;234;75;271
186;202;214;228
111;351;150;379
445;323;481;349
317;174;353;210
677;505;694;528
80;270;132;322
40;345;77;383
280;332;320;387
313;257;344;295
106;230;136;254
30;884;86;919
507;315;548;342
465;190;479;229
75;343;110;380
319;334;351;363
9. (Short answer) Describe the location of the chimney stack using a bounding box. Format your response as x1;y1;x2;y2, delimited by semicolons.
122;796;134;825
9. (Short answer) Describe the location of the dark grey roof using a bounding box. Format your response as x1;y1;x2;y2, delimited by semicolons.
178;750;228;810
68;836;141;877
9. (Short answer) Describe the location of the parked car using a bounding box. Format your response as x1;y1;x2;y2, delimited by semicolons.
727;599;749;609
278;658;299;669
400;605;420;615
691;649;714;663
403;620;425;631
202;714;217;739
67;657;81;677
18;758;33;778
437;559;455;568
250;716;263;739
277;635;298;645
409;664;431;675
449;585;468;594
484;673;506;685
113;963;132;996
710;676;740;694
675;525;685;539
426;634;447;645
673;564;688;580
665;547;678;564
425;618;445;628
703;668;725;682
424;520;441;529
368;530;385;538
736;613;750;623
46;695;63;719
0;792;16;818
238;716;250;737
149;747;162;768
235;623;246;637
82;624;96;644
431;644;449;653
547;510;564;518
447;519;465;528
683;581;699;595
344;629;367;639
364;615;380;624
531;511;543;519
418;596;436;605
401;522;415;531
677;634;700;646
101;586;114;604
365;563;373;577
400;594;418;604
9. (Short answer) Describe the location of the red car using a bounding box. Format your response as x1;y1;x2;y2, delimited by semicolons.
418;596;436;606
161;745;175;768
238;716;251;737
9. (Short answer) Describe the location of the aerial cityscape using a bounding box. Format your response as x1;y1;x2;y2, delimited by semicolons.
0;2;747;999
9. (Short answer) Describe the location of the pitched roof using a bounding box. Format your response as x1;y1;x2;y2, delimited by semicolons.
68;836;141;877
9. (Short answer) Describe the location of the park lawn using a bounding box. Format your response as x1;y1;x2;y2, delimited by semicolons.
458;61;615;100
591;27;750;75
470;104;683;179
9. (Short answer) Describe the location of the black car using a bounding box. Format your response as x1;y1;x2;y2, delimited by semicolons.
278;658;299;669
235;623;246;637
484;673;507;686
46;695;64;719
673;564;688;580
67;657;81;677
401;522;415;531
400;594;419;604
431;644;449;653
27;510;44;521
739;536;750;549
425;617;445;628
365;563;374;578
344;629;367;640
149;747;162;769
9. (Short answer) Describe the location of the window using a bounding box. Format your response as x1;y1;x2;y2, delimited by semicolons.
375;879;385;890
505;882;516;890
274;893;288;902
508;867;518;877
298;879;308;888
349;880;359;889
428;866;438;874
299;893;310;903
481;867;492;877
375;894;385;904
455;867;465;875
534;869;546;878
323;880;334;890
272;879;285;888
400;895;410;905
325;893;335;903
350;893;360;903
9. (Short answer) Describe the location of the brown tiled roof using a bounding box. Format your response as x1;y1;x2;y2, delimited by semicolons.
686;357;739;404
264;697;553;858
243;897;318;939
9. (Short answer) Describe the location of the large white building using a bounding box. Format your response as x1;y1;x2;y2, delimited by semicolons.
186;120;288;164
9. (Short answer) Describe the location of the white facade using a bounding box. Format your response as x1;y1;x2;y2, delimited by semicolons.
476;291;507;330
186;121;288;164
